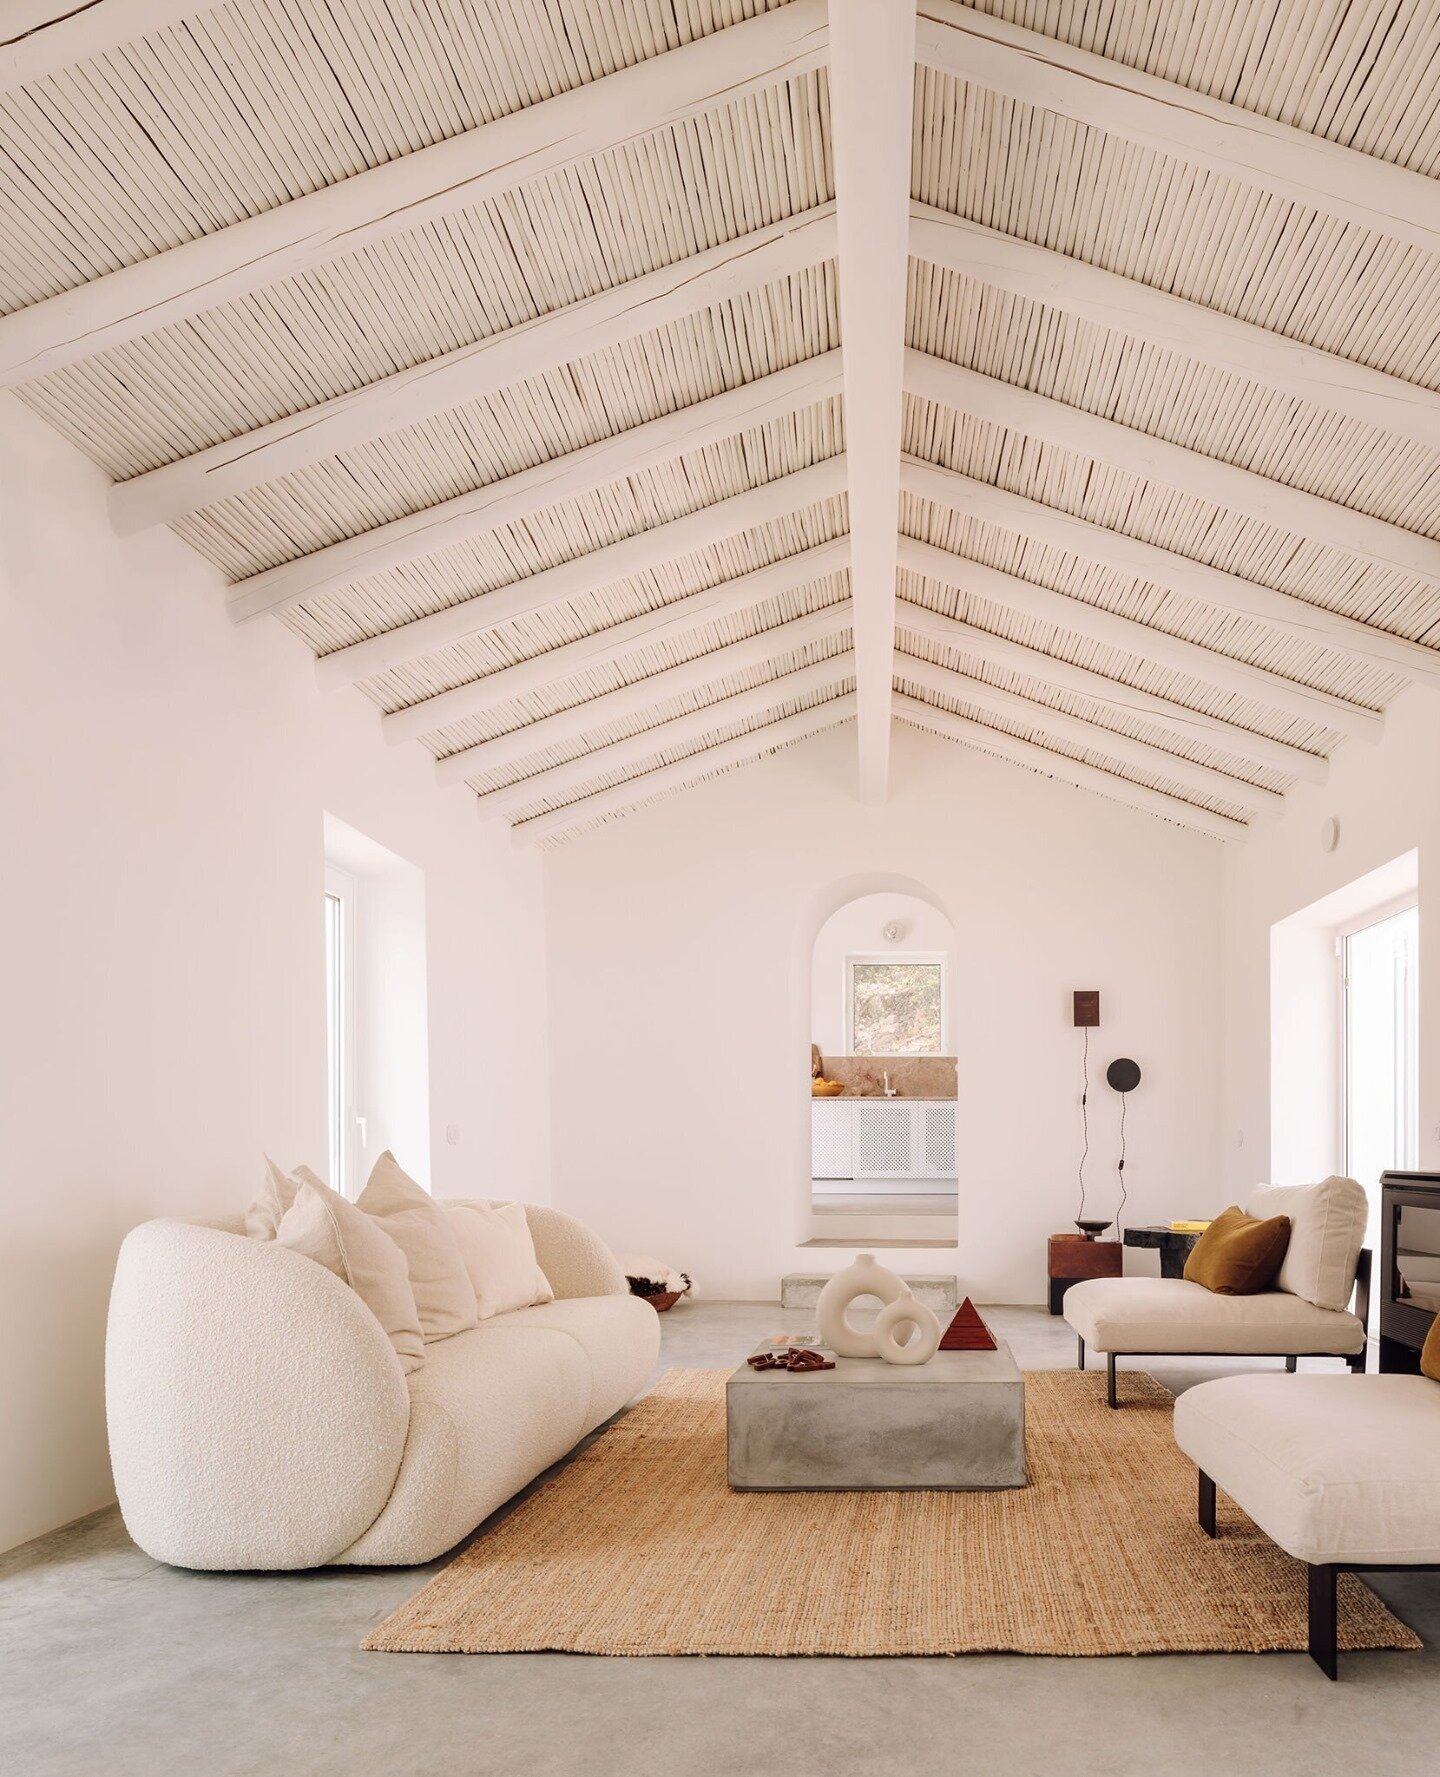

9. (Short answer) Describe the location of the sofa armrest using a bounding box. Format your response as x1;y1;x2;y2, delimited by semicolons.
523;1204;627;1300
1352;1247;1372;1328
106;1220;409;1570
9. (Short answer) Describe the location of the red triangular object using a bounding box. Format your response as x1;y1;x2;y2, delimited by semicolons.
938;1296;996;1351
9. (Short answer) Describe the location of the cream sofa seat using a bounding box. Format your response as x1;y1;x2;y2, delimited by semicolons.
106;1201;659;1571
1064;1276;1366;1358
1174;1374;1440;1567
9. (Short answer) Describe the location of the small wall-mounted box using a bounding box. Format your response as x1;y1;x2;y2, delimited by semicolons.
1072;990;1100;1028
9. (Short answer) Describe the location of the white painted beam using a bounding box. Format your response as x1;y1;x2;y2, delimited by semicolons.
829;0;914;804
511;693;857;847
908;203;1440;452
896;651;1281;817
914;0;1440;258
895;693;1247;843
389;539;847;747
111;204;838;534
904;350;1440;588
474;653;855;818
317;454;847;691
1;1;829;387
896;529;1382;741
898;448;1440;690
1;2;200;91
896;596;1327;784
434;600;852;786
229;353;843;622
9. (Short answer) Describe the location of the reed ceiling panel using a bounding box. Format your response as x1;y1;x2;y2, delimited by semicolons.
911;69;1440;390
0;0;792;313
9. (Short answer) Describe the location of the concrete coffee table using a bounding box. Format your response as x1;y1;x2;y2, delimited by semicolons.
726;1341;1026;1491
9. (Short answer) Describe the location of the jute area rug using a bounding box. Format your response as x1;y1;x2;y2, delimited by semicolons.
363;1368;1420;1658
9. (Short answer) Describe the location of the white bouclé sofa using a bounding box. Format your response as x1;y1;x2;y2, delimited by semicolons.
106;1203;659;1570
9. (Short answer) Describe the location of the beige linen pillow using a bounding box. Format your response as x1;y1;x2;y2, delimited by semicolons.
446;1202;555;1319
1247;1176;1367;1311
358;1151;477;1340
246;1154;301;1240
272;1175;425;1374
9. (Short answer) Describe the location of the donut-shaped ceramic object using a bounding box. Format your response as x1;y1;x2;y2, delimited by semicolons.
815;1253;905;1357
873;1289;941;1366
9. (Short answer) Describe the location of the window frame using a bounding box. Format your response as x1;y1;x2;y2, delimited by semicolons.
324;863;359;1198
844;952;949;1057
1337;894;1418;1184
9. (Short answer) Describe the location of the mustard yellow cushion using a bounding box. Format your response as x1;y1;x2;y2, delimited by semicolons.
1183;1205;1292;1295
1421;1313;1440;1383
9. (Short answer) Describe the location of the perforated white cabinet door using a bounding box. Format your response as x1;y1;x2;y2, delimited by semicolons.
811;1101;853;1179
922;1102;957;1178
855;1101;914;1177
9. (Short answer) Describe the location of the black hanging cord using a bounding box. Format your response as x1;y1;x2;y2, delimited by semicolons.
1115;1090;1129;1235
1076;1026;1090;1222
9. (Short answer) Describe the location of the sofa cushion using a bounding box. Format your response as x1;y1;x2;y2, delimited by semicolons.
358;1151;477;1341
1422;1312;1440;1383
446;1201;555;1319
1063;1276;1365;1355
273;1178;425;1375
1183;1206;1291;1295
245;1155;301;1240
497;1294;660;1426
1174;1373;1440;1564
1247;1176;1367;1311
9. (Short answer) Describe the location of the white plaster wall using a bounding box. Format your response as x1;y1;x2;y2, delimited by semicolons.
810;891;954;1056
1220;685;1440;1202
0;395;551;1553
543;720;1224;1301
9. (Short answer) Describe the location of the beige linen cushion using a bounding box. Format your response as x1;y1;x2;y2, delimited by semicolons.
358;1151;477;1340
246;1154;301;1240
1247;1175;1367;1310
446;1202;555;1319
272;1175;425;1375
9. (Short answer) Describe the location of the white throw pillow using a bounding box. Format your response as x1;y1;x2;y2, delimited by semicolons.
447;1202;555;1319
246;1154;301;1240
1247;1175;1368;1311
272;1175;425;1375
358;1151;478;1340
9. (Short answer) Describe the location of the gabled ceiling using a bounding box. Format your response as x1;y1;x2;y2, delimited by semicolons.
3;0;1438;847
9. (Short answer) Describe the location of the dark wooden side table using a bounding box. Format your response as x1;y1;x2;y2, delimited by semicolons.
1046;1234;1122;1315
1123;1224;1203;1279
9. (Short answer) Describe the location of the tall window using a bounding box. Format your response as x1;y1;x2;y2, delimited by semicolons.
847;957;946;1055
1342;902;1418;1235
324;865;357;1197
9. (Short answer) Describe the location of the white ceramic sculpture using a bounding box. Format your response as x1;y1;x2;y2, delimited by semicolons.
815;1252;905;1358
873;1288;942;1366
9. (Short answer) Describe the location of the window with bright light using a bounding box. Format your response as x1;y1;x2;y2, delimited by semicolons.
847;958;946;1055
1342;902;1418;1209
324;865;357;1197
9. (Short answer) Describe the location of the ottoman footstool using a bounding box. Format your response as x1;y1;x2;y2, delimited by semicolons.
1173;1373;1440;1677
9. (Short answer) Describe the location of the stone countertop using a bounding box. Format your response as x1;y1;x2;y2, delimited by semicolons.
811;1095;958;1103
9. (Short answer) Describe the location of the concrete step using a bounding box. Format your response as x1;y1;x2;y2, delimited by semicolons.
808;1212;956;1242
781;1271;959;1311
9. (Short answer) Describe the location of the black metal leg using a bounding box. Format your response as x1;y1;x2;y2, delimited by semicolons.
1307;1564;1338;1679
1106;1352;1117;1409
1198;1470;1216;1538
1077;1335;1085;1372
1286;1355;1298;1373
1347;1348;1367;1375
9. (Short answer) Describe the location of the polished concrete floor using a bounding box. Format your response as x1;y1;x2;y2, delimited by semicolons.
3;1303;1437;1777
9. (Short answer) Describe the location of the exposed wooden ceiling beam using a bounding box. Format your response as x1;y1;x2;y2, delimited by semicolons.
904;350;1440;588
319;454;847;692
474;653;855;819
229;353;843;623
895;596;1327;785
907;204;1440;452
898;449;1440;690
433;600;852;787
391;539;847;748
895;693;1247;843
511;693;857;847
829;0;915;803
0;0;829;388
1;2;200;92
896;651;1281;818
111;203;838;535
896;529;1382;741
914;1;1440;258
